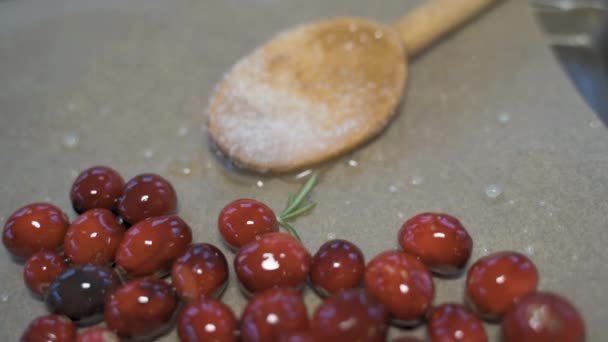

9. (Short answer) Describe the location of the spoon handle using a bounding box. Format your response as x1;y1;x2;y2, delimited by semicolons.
394;0;501;57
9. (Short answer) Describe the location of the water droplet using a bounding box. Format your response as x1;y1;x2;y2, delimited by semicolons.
143;149;154;159
0;293;8;302
177;126;189;137
389;185;398;193
62;132;80;149
326;232;336;240
589;120;601;128
397;212;404;219
182;167;192;175
480;247;490;255
410;175;423;186
295;169;312;180
256;180;264;188
523;245;535;256
348;159;358;167
498;112;511;124
485;184;503;199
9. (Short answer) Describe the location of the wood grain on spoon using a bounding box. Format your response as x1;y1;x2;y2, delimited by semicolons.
208;0;499;173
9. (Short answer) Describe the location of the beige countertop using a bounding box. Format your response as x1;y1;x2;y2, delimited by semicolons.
1;0;606;340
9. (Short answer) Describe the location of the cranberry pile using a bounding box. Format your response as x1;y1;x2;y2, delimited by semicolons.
3;166;585;342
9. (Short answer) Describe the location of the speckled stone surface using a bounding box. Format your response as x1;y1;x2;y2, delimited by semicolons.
1;0;606;340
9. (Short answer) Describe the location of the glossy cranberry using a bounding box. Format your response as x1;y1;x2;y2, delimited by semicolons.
466;251;539;320
115;215;192;278
277;331;316;342
502;292;585;342
23;250;68;298
104;277;178;339
310;239;365;297
76;327;120;342
241;287;309;342
64;209;124;265
3;203;69;259
234;232;311;294
177;297;238;342
364;250;434;325
20;314;77;342
398;213;472;275
70;166;125;213
218;199;278;250
427;303;488;342
171;243;228;300
46;264;121;325
311;288;388;342
117;173;177;224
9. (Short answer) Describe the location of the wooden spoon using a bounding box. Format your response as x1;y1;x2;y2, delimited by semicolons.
208;0;499;173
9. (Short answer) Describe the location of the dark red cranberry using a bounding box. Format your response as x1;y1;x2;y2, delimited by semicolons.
20;314;76;342
117;173;177;224
234;232;311;294
64;209;124;265
241;287;309;342
278;331;316;342
23;250;68;298
177;297;238;342
218;199;278;250
171;243;228;300
311;288;388;342
398;213;472;275
76;327;120;342
115;215;192;278
364;250;434;325
70;166;125;213
3;203;69;259
45;264;122;326
466;251;539;320
104;277;178;339
427;303;488;342
502;292;585;342
310;239;365;297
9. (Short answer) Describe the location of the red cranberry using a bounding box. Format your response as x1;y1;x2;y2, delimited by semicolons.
466;251;539;320
177;297;238;342
76;327;120;342
23;250;68;298
364;250;434;325
46;265;122;326
115;215;192;278
278;331;315;342
234;232;311;294
427;303;488;342
20;314;76;342
241;287;309;342
311;288;388;342
398;213;472;275
171;243;228;300
117;173;177;224
502;292;585;342
310;239;365;297
218;199;278;250
70;166;125;213
104;277;178;339
64;209;124;265
3;203;69;259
